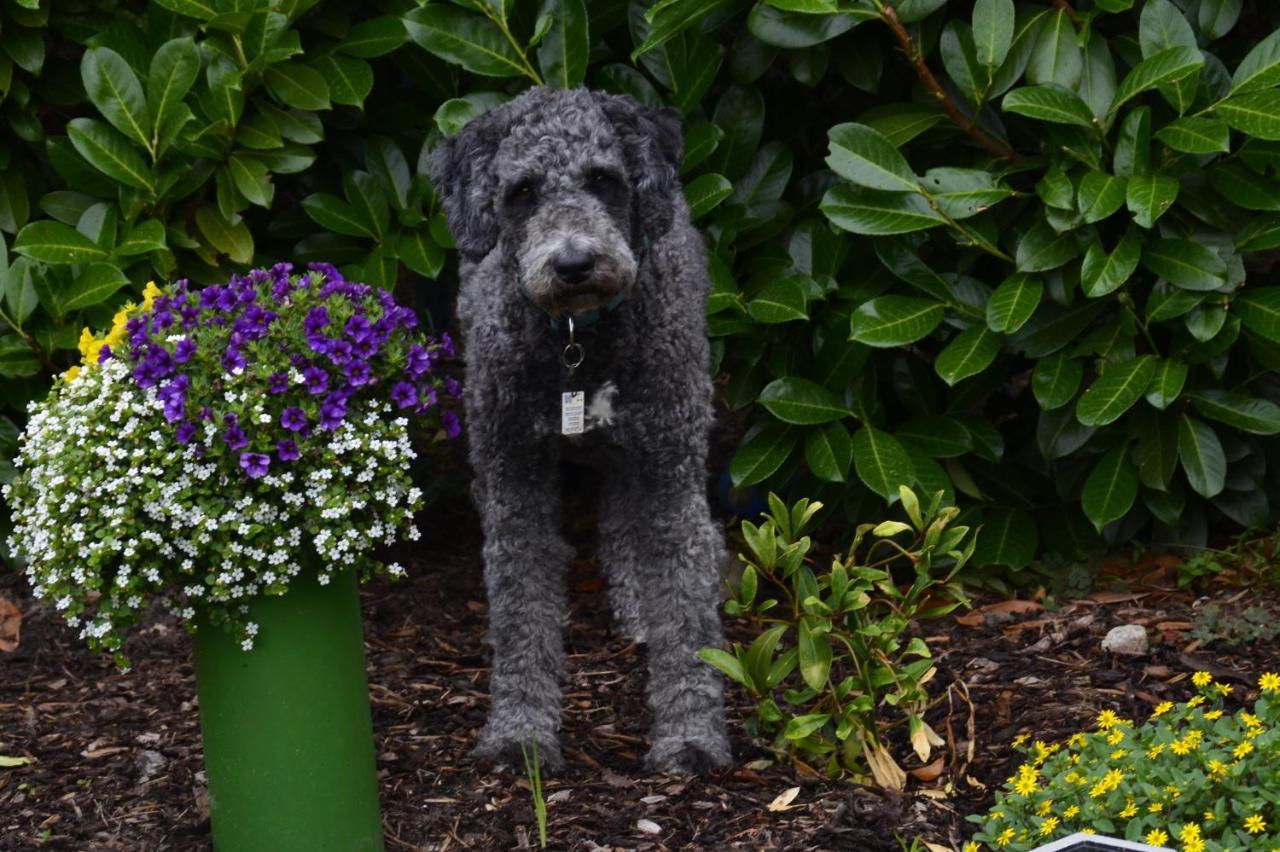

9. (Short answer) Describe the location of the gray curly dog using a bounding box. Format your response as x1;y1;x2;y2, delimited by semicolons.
430;87;731;774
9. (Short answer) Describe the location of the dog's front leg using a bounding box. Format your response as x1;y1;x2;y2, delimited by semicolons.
600;472;731;773
471;450;573;772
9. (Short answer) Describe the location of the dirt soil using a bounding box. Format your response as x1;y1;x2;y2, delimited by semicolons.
2;501;1279;852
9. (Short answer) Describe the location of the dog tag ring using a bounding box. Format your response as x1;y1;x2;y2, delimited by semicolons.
562;316;585;371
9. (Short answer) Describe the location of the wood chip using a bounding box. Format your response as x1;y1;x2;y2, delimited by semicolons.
636;818;661;835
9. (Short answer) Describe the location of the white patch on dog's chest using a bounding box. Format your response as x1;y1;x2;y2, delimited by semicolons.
585;381;619;430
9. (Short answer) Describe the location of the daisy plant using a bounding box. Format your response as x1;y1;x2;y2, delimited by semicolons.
4;263;459;666
967;672;1280;851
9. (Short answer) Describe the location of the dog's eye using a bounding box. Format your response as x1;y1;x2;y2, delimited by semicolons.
588;169;620;187
506;180;537;206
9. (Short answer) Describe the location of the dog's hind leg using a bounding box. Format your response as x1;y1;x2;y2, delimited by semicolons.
471;449;574;773
598;470;731;773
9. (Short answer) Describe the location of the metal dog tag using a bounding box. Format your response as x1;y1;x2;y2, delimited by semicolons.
561;391;585;435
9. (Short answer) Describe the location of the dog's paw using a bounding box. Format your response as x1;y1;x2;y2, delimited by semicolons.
645;731;731;775
473;727;564;774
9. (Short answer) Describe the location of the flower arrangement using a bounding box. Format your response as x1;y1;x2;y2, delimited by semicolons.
4;263;459;666
966;672;1280;851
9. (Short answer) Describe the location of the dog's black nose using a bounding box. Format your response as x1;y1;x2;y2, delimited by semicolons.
552;249;596;284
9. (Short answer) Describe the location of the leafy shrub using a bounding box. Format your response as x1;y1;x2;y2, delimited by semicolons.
6;0;1280;573
699;488;974;787
1188;600;1279;648
968;672;1280;850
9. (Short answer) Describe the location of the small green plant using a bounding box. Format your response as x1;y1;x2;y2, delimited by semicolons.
700;487;975;788
1177;530;1280;590
968;672;1280;851
1189;601;1280;649
519;739;547;850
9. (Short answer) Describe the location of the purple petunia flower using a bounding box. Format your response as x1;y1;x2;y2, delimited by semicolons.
304;306;330;334
214;287;238;312
440;332;455;357
222;425;248;451
345;314;373;343
222;347;247;374
173;338;196;363
302;365;329;395
328;340;354;364
97;344;113;364
319;396;347;430
267;372;289;394
276;439;300;461
443;377;462;399
442;411;461;438
390;381;417;410
175;422;198;444
239;452;270;479
281;407;308;432
405;344;430;379
343;360;371;387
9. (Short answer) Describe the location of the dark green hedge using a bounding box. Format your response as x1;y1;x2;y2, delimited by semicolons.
3;0;1280;568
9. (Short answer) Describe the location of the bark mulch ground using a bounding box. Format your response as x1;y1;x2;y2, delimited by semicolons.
2;505;1279;851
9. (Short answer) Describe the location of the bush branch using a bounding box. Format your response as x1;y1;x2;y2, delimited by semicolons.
876;2;1021;162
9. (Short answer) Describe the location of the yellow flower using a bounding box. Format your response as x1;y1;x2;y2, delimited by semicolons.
1183;838;1205;852
1039;816;1060;836
62;365;81;382
1106;728;1125;746
1245;815;1266;834
1096;709;1121;730
1184;730;1203;746
1204;709;1223;720
1241;712;1260;727
1192;671;1212;688
1080;828;1095;834
1207;759;1228;780
1111;749;1127;761
1012;733;1030;748
1246;724;1263;740
990;811;1004;820
141;280;162;311
1171;738;1192;756
1153;701;1173;717
78;327;96;358
996;827;1015;847
1037;799;1053;816
1215;682;1233;696
1165;785;1181;800
963;843;979;852
1179;822;1201;840
1146;744;1165;759
1147;828;1169;846
1064;805;1080;819
1234;741;1254;759
1149;803;1164;813
1013;774;1038;796
1068;733;1086;748
1261;672;1280;693
1120;801;1138;818
1188;695;1205;707
1203;811;1215;822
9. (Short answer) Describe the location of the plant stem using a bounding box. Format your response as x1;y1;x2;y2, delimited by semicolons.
480;7;544;85
1053;0;1079;22
0;305;54;370
874;1;1021;162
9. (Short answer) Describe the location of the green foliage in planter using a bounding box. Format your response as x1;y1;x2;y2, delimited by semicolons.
7;0;1280;573
698;488;973;786
968;672;1280;850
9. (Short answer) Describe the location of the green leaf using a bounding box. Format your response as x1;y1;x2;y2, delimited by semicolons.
67;118;153;191
1081;445;1138;532
537;0;589;89
147;38;200;152
941;21;984;104
1177;414;1225;498
747;276;808;324
310;55;373;107
804;421;853;482
730;421;796;487
115;220;166;257
696;648;747;686
935;325;1000;386
61;263;128;313
343;171;390;240
1002;85;1095;126
1125;173;1179;228
1114;106;1152;177
1139;0;1196;57
745;4;869;50
1210;160;1280;212
301;193;375;239
636;0;738;58
1133;409;1179;490
1032;350;1083;410
857;103;945;147
1215;91;1280;141
971;509;1038;569
986;272;1042;333
825;123;918;192
404;6;530;78
1016;218;1080;272
758;377;851;425
153;0;217;20
1081;230;1141;298
1027;10;1082;88
1146;281;1203;323
851;426;915;501
1230;28;1280;94
821;185;945;236
972;0;1015;71
1188;390;1280;435
796;618;832;692
684;173;732;220
849;295;945;347
227;154;272;207
0;337;41;378
82;47;151;152
1144;358;1187;410
340;16;408;58
919;168;1013;219
1079;34;1117;120
433;93;509;136
195;204;253;264
13;220;109;265
263;62;331;110
398;228;445;279
1199;0;1242;41
1108;46;1204;116
1155;116;1230;154
1077;172;1128;223
1233;288;1280;342
1076;355;1156;426
896;415;973;458
1141;238;1227;291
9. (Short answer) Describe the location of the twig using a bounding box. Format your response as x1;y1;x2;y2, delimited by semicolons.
876;2;1021;162
1053;0;1079;22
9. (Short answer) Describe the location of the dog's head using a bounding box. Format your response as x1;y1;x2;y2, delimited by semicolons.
429;88;683;316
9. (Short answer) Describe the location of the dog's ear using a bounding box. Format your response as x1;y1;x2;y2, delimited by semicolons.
429;110;507;261
595;94;684;240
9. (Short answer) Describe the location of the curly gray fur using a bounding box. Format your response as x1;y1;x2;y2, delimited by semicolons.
430;88;730;774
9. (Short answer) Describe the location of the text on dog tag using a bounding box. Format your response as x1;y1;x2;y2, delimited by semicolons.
561;391;585;435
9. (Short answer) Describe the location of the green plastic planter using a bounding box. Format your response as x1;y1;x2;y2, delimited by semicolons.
193;568;384;852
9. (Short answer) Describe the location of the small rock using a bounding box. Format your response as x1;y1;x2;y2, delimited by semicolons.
138;749;166;780
636;818;662;835
1102;624;1149;656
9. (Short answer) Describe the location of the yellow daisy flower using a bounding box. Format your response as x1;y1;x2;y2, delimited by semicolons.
1153;701;1173;716
1234;741;1254;759
1192;671;1212;688
1261;672;1280;693
1147;828;1169;846
1245;815;1266;834
1096;709;1121;730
